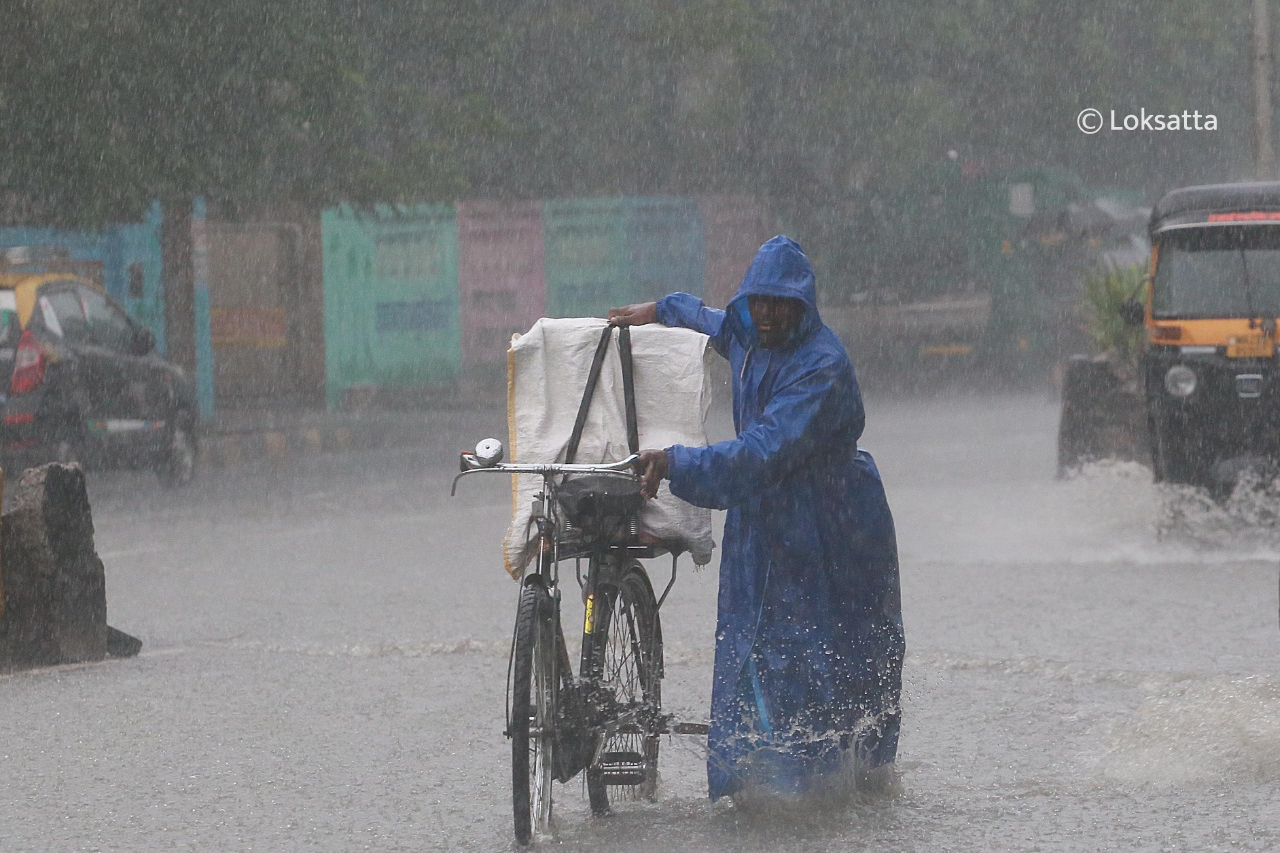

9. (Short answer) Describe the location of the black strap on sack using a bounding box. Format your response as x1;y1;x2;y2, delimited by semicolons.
618;326;640;454
563;325;640;464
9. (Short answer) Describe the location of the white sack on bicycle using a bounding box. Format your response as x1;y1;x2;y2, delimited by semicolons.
504;317;715;577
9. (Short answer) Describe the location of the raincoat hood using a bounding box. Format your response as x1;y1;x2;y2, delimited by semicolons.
725;235;822;349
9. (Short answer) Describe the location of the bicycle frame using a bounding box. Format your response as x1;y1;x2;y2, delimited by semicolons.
453;444;704;840
454;451;657;754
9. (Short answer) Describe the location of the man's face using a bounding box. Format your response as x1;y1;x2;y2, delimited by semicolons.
748;295;804;349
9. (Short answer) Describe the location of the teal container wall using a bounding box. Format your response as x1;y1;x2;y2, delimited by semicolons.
624;197;704;304
542;197;705;318
321;205;459;408
321;196;711;405
542;197;630;318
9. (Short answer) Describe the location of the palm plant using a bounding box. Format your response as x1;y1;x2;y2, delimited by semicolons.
1082;261;1147;367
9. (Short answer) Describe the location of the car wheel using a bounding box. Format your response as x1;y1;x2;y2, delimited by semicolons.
157;418;196;488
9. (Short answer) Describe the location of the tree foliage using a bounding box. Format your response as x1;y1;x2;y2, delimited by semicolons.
0;0;1263;244
0;0;376;224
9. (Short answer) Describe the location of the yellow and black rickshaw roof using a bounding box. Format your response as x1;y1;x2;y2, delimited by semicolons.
1151;181;1280;236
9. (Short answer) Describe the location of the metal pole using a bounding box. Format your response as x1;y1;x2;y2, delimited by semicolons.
1256;0;1275;179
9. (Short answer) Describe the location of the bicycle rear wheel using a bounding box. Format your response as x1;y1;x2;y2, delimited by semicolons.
584;559;663;815
511;582;556;844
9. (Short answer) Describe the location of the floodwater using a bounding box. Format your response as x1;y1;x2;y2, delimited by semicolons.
2;390;1280;851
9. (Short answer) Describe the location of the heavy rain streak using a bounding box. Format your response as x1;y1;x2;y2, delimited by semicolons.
2;1;1280;850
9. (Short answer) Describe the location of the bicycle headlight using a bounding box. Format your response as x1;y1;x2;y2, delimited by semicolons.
1164;364;1197;397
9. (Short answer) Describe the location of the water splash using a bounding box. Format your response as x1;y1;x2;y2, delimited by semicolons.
1094;676;1280;786
1059;460;1280;562
1158;470;1280;555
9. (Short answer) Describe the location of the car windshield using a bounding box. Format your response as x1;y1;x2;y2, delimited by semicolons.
1153;225;1280;319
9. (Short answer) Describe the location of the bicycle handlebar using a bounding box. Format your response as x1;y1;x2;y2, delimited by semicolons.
451;452;640;496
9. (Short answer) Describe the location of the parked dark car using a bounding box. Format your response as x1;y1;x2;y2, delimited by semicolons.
0;271;197;486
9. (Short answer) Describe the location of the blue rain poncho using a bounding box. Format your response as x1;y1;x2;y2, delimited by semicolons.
656;236;904;800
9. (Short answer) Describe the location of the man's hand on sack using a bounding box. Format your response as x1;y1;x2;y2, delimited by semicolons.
634;448;669;499
607;302;659;326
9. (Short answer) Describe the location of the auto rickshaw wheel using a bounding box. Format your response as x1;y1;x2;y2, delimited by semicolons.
1151;414;1200;488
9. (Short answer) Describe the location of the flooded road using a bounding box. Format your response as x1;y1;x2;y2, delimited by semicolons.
2;391;1279;850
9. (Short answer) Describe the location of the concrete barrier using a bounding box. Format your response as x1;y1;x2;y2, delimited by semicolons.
1056;354;1149;476
0;463;140;672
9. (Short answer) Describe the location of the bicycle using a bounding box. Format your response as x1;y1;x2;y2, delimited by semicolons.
452;439;706;845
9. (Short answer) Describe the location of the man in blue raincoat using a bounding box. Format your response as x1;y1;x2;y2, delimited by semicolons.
608;235;904;801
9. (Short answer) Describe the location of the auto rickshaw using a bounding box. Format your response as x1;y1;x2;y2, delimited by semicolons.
1127;182;1280;492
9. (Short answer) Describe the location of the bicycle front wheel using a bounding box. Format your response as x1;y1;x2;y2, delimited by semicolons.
584;559;663;814
511;581;556;844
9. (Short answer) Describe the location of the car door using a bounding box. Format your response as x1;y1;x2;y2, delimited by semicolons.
76;284;165;458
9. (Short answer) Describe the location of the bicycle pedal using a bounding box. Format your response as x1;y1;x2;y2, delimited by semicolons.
597;751;647;785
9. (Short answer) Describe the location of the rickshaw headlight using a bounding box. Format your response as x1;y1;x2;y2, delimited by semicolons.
1164;365;1197;397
